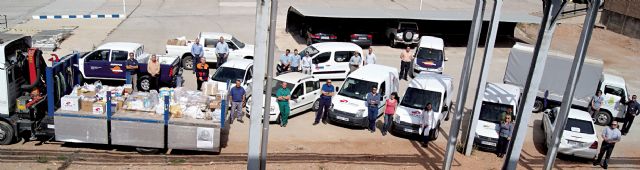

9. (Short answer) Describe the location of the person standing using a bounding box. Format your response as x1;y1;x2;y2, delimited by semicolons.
215;36;230;68
276;82;291;127
501;107;513;122
382;92;398;136
496;114;514;158
147;54;161;91
621;95;639;135
349;51;362;74
125;52;139;91
591;90;605;118
365;86;381;133
278;49;292;74
399;47;414;80
290;49;301;72
365;48;377;65
195;57;209;91
314;80;334;125
594;121;622;169
229;79;246;123
421;103;435;147
301;52;313;75
191;38;204;73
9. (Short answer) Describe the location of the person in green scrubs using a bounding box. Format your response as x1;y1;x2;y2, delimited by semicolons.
276;81;291;127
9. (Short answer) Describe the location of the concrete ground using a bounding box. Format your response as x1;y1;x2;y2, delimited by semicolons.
2;0;640;169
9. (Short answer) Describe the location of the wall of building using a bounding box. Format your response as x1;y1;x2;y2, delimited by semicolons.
599;0;640;39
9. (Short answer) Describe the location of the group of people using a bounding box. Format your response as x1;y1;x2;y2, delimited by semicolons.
278;49;312;75
349;48;378;74
191;36;231;91
125;52;161;91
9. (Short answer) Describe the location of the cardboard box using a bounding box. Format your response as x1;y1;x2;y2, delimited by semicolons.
80;99;95;112
93;102;105;115
82;91;97;97
61;95;80;111
123;84;133;94
209;100;221;109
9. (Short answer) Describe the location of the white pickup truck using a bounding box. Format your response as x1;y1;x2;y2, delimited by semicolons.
165;32;255;70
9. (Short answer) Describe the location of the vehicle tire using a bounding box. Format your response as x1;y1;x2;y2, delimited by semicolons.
138;75;151;92
0;121;14;145
182;55;194;70
533;100;544;113
389;35;396;48
135;147;161;154
306;37;312;46
312;100;320;111
445;111;450;121
429;123;440;141
594;111;612;126
403;31;414;43
275;114;282;125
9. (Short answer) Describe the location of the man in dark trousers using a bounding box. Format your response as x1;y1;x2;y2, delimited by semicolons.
594;121;622;169
622;95;639;135
365;86;381;133
228;79;246;123
314;80;334;125
125;52;139;91
195;57;209;90
399;47;413;80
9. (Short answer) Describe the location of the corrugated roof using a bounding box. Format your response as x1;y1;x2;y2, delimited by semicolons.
288;6;541;24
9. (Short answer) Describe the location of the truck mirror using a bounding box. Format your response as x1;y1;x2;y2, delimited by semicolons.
442;105;449;112
335;87;340;92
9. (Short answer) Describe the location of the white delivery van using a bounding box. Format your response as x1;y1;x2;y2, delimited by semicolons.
299;42;364;80
473;83;521;151
411;36;446;76
328;64;399;128
210;59;254;96
391;73;453;140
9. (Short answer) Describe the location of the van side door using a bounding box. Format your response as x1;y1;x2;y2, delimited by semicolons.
109;50;129;79
602;84;626;118
83;49;111;78
311;52;332;75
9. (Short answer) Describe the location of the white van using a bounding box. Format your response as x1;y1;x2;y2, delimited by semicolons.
391;73;453;140
412;36;445;76
473;83;521;150
300;42;364;80
329;64;399;128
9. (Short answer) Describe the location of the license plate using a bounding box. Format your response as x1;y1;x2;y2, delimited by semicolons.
336;116;349;121
321;36;329;40
567;141;582;147
358;37;367;40
404;128;414;133
481;141;497;147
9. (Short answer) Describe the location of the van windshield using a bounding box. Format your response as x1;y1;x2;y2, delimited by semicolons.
212;67;245;82
301;46;319;57
479;102;514;124
338;78;378;100
400;87;441;112
269;80;294;97
416;47;443;61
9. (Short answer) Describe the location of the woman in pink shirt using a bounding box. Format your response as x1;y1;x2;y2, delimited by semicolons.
382;92;399;136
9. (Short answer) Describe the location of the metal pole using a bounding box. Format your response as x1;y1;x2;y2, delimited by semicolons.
502;0;566;169
464;0;503;156
442;0;485;169
122;0;126;17
248;0;271;169
259;0;278;169
542;0;601;169
420;0;423;11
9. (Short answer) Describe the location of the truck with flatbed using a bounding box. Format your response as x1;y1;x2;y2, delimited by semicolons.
165;32;255;70
504;43;630;126
0;34;225;153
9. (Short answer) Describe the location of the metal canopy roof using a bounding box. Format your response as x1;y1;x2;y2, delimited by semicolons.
288;6;541;24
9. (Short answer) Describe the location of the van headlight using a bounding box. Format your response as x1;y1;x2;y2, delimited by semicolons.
356;109;365;118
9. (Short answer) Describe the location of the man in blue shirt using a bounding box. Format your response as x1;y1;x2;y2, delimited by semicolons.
125;52;139;91
594;121;622;169
278;49;292;74
365;86;381;133
215;36;230;68
228;80;246;123
314;80;334;125
290;49;301;72
191;39;204;73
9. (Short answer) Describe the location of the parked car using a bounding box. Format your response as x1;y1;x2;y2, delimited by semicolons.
386;21;420;48
347;28;373;47
391;72;452;140
246;72;322;123
165;32;255;70
474;83;521;151
542;107;599;159
303;26;338;45
299;42;363;80
210;59;254;96
411;36;446;76
329;64;399;128
78;42;182;91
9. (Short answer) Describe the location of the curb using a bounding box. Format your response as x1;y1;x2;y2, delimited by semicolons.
32;14;125;20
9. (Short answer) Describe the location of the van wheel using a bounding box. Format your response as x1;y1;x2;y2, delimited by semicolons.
136;147;161;154
182;55;194;70
533;100;544;113
312;100;320;111
429;123;440;141
594;111;612;126
0;121;15;145
389;35;396;48
139;76;151;92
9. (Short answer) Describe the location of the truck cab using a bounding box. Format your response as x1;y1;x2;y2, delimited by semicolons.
329;64;399;128
210;59;254;96
474;83;521;151
299;42;363;80
595;73;630;126
247;72;321;123
166;32;255;70
391;73;453;140
412;36;445;76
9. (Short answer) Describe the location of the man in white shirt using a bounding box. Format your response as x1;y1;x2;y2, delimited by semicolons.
215;36;230;68
301;52;313;75
420;103;435;148
348;51;362;74
365;48;376;65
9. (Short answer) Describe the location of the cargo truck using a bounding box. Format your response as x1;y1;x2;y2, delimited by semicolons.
504;43;630;126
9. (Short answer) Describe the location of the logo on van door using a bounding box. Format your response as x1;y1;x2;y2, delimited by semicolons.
111;65;123;73
339;99;348;103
